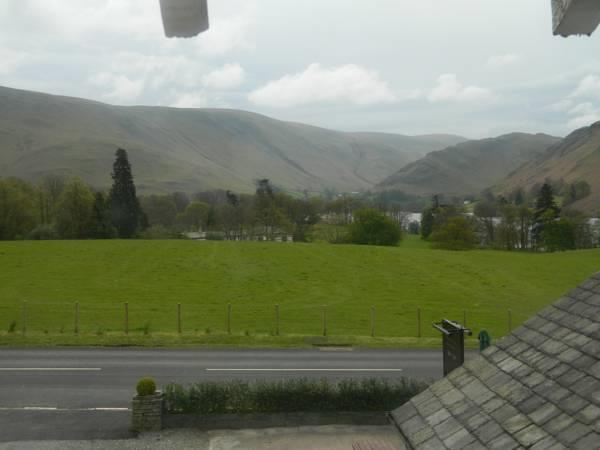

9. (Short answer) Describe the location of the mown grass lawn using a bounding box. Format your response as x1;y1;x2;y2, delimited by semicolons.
0;236;598;347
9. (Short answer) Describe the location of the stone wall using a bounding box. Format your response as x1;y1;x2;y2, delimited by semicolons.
131;391;163;432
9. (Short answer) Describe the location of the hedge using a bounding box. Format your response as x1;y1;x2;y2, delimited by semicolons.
163;377;429;414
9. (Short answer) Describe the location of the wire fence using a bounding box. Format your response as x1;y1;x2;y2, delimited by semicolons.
1;299;536;341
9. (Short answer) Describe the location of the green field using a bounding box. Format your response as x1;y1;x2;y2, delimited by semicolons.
0;237;598;347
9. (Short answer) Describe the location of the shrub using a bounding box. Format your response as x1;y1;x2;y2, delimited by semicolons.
140;224;175;239
429;216;477;250
163;377;428;414
136;377;157;396
28;224;58;240
205;231;225;241
7;321;17;333
346;209;402;246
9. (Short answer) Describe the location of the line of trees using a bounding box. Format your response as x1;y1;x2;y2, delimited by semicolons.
1;149;405;244
1;149;143;240
421;184;599;251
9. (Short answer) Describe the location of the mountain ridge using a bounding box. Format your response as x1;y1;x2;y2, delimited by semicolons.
376;132;561;198
497;121;600;213
0;85;466;194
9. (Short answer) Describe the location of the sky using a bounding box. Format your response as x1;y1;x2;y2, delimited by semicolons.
1;0;600;139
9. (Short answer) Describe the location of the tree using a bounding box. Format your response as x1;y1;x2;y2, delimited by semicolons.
513;188;525;206
254;179;285;239
421;206;435;239
56;178;95;239
517;205;533;250
38;174;65;225
108;148;143;238
140;195;178;228
541;218;576;252
0;178;37;240
346;209;402;246
90;192;116;238
532;183;560;249
177;201;210;230
170;191;190;213
474;201;497;246
429;216;477;250
495;204;519;250
563;180;591;206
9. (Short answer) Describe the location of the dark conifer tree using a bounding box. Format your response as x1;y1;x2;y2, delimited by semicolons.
532;183;560;248
109;148;142;238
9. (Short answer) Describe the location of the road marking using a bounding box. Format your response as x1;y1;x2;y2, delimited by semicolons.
0;407;129;412
0;368;101;371
318;347;354;352
205;368;403;372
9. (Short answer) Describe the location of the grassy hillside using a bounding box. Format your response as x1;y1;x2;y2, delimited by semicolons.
497;121;600;213
377;133;560;197
1;238;598;347
0;85;465;194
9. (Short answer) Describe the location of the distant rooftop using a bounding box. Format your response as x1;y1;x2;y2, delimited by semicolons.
391;273;600;449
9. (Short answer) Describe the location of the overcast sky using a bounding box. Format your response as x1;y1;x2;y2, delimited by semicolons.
1;0;600;138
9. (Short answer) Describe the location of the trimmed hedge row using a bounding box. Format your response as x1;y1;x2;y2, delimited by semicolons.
164;378;429;414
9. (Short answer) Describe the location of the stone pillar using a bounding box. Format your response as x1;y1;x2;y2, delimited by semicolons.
131;391;163;432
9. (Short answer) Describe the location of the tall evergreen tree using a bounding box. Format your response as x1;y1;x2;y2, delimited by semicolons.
532;183;560;249
109;148;142;238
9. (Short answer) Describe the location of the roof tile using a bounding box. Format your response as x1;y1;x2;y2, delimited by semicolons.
572;432;600;450
514;423;549;447
391;275;600;449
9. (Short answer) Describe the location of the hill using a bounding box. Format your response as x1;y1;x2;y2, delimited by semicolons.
497;121;600;213
376;133;560;197
0;85;465;194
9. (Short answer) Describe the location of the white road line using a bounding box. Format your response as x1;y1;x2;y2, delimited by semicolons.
0;368;102;371
0;407;129;412
205;368;403;372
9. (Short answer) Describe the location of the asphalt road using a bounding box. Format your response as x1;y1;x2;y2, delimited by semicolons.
0;348;466;442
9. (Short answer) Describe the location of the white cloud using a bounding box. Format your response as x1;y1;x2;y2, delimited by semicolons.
565;102;600;129
170;91;209;109
570;74;600;100
248;63;398;108
89;72;145;103
428;74;495;103
202;63;245;90
0;48;27;75
547;98;574;112
487;53;519;68
196;11;255;56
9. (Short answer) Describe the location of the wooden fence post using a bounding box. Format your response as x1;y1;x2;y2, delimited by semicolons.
227;304;232;334
370;306;375;337
275;304;280;336
74;302;79;335
417;307;421;338
21;301;27;336
177;303;182;334
322;305;327;337
125;302;129;335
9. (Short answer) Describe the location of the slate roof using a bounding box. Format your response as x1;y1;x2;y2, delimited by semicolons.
391;273;600;449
